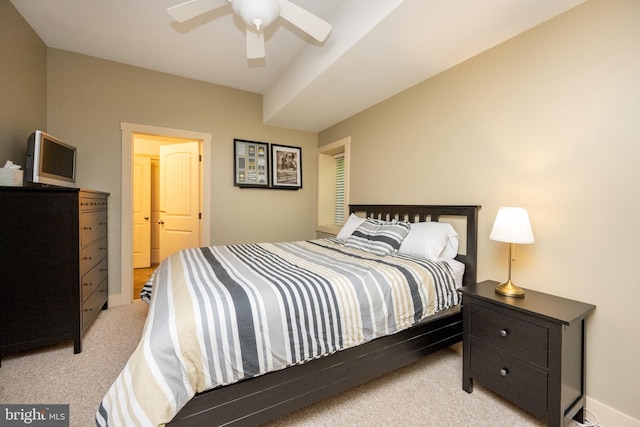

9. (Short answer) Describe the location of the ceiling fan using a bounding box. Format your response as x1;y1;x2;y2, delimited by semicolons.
168;0;332;59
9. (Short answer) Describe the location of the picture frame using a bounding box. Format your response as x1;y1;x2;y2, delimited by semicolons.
234;139;270;188
271;144;302;189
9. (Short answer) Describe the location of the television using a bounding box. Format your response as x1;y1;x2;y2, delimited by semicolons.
25;130;77;188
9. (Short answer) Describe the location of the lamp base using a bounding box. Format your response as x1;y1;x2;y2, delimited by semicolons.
495;279;525;297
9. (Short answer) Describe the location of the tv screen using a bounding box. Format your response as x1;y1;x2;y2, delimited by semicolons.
41;136;75;179
25;131;77;188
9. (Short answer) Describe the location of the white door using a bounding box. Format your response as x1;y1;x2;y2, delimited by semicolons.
150;158;160;264
133;155;151;268
159;141;201;261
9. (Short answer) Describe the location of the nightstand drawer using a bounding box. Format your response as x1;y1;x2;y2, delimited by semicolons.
470;337;548;413
470;304;548;367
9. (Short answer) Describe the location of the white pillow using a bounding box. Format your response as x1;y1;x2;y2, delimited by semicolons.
399;221;458;261
440;224;459;259
336;213;366;240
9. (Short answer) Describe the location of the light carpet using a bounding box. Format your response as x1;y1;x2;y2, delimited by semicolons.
1;301;556;426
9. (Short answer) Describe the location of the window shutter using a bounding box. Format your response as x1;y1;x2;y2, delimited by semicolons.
334;154;345;225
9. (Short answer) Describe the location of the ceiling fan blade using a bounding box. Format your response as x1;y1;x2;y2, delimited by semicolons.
167;0;229;22
245;26;266;59
279;0;332;42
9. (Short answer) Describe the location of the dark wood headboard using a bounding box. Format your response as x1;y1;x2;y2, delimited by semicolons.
349;204;480;287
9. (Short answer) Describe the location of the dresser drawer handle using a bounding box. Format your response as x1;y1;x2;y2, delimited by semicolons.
500;368;509;377
499;329;509;338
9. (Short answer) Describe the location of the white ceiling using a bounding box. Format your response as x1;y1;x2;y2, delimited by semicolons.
10;0;586;132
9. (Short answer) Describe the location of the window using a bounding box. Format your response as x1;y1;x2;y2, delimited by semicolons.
316;137;350;235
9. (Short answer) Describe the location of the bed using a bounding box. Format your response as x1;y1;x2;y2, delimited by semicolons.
97;204;479;427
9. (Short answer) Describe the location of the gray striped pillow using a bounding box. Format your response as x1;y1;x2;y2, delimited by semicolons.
344;218;411;256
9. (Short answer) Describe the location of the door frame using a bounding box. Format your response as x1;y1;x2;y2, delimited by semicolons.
117;122;212;306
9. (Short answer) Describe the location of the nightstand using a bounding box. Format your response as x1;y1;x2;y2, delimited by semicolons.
459;280;595;427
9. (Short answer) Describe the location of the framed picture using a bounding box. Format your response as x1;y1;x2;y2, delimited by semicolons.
234;139;269;187
271;144;302;189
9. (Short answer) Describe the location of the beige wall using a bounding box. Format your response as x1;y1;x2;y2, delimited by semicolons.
320;0;640;422
0;0;47;162
46;49;318;295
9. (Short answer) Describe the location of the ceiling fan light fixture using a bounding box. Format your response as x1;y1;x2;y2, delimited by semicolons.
168;0;332;59
252;18;264;30
231;0;280;30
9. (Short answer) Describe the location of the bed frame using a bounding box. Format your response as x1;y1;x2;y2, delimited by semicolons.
168;204;480;426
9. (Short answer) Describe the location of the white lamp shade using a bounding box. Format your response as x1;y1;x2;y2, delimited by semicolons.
490;207;535;244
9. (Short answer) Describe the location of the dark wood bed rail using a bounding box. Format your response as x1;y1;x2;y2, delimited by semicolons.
349;204;480;287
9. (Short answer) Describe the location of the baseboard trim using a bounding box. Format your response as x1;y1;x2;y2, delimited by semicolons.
108;293;130;307
572;397;640;427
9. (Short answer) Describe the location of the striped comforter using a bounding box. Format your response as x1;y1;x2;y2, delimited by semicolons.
96;239;460;426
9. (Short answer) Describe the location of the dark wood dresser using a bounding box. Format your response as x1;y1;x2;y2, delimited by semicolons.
460;280;595;427
0;186;109;365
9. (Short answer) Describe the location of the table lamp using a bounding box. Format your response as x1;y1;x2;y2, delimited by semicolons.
490;207;535;297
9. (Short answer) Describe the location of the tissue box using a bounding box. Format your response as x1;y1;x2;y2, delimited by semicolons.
0;169;24;186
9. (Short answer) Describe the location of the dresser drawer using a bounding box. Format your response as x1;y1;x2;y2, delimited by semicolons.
470;304;548;367
80;195;108;212
81;210;108;245
81;237;107;275
82;279;107;334
470;337;548;413
81;257;108;302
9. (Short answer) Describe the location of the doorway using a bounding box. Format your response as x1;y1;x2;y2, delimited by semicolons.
133;135;202;298
119;123;212;306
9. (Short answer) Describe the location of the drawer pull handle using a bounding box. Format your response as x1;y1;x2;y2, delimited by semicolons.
84;226;92;230
83;256;92;261
499;329;509;338
500;368;509;377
